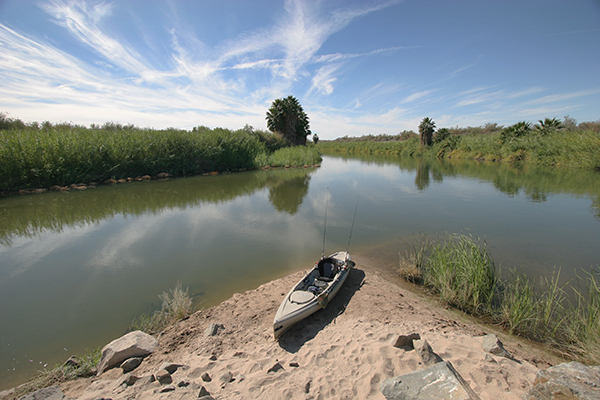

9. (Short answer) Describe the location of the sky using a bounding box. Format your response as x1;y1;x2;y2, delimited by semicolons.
0;0;599;140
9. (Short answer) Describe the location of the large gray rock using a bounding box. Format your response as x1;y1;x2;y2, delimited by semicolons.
380;361;480;400
525;361;600;400
97;330;158;374
17;385;64;400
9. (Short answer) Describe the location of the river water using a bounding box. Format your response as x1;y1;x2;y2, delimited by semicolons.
1;155;599;389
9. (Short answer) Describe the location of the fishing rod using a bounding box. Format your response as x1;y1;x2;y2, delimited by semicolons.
346;189;361;254
321;187;329;259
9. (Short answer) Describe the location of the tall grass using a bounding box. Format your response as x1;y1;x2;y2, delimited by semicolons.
267;145;322;167
319;125;600;171
0;118;322;191
399;233;600;363
130;282;194;335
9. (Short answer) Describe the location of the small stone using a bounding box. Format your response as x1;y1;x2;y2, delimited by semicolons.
208;354;218;361
289;361;300;367
267;362;284;373
235;374;245;382
201;372;212;382
155;369;172;384
158;362;185;374
177;379;190;387
392;333;421;349
199;386;211;397
413;339;442;366
482;334;511;358
114;373;140;388
63;356;80;368
204;323;224;336
156;384;176;393
120;357;143;373
141;175;152;181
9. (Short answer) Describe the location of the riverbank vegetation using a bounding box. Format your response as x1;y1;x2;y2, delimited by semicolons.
8;348;100;400
319;116;600;171
0;113;321;192
399;233;600;364
129;282;195;335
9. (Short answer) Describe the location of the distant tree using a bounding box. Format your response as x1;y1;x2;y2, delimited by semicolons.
535;117;562;135
563;115;578;131
501;121;532;143
433;127;451;143
312;134;319;144
418;117;436;146
266;96;311;146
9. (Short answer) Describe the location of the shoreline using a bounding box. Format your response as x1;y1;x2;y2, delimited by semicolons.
4;254;567;400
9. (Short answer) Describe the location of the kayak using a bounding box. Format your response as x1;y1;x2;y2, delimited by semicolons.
273;251;354;340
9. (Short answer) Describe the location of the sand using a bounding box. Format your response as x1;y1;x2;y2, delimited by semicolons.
61;255;558;400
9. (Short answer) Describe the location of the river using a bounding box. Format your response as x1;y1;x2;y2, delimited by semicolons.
1;155;599;390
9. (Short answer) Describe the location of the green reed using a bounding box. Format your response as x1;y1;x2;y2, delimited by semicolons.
399;233;600;363
0;121;322;191
319;127;600;170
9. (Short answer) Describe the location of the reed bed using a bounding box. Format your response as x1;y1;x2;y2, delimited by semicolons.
319;127;600;170
0;120;322;191
399;233;600;364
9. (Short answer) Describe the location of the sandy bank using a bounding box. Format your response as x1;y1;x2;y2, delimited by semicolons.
60;255;558;399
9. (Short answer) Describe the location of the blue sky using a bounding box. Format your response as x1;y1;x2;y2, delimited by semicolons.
0;0;599;139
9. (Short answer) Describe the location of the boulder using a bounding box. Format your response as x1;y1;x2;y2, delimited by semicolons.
97;330;158;375
525;361;600;400
380;361;480;400
481;334;511;358
155;369;172;384
17;385;64;400
157;172;172;179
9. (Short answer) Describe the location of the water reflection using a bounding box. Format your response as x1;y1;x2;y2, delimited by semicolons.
0;167;317;246
332;153;600;217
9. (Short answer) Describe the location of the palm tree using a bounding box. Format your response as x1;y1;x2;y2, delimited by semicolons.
266;96;311;146
419;117;436;146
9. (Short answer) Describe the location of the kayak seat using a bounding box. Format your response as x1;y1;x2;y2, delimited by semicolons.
318;258;338;281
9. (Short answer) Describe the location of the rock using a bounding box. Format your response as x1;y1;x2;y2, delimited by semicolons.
267;362;284;373
114;373;140;388
17;385;64;400
208;171;219;176
413;338;442;366
157;172;172;179
141;175;151;181
49;185;61;191
155;369;172;384
103;179;116;185
177;379;190;387
201;372;212;382
158;362;185;374
219;371;235;384
380;361;480;400
199;386;212;398
204;323;224;336
481;334;511;358
97;331;158;375
156;384;176;393
137;374;156;385
289;361;300;367
208;354;218;361
120;356;143;373
235;373;246;382
484;354;497;363
117;179;126;183
63;355;80;368
525;361;600;400
392;333;421;349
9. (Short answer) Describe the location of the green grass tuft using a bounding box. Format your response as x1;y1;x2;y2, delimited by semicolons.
399;233;600;364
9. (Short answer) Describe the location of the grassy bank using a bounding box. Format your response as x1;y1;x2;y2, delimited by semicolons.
318;120;600;170
399;233;600;364
0;114;321;192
